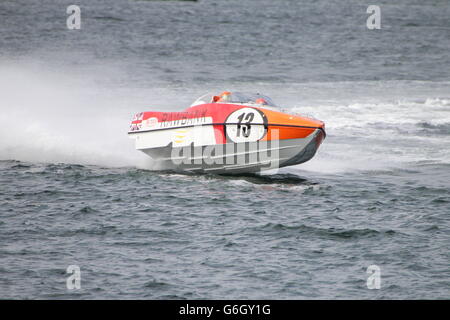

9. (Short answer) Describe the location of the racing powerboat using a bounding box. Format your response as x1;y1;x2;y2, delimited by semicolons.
128;92;325;174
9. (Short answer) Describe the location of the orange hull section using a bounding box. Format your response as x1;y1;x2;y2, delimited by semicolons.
257;108;325;141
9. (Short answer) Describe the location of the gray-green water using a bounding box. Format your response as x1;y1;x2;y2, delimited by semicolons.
0;0;449;299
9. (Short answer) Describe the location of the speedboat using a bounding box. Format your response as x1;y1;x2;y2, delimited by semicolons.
128;92;325;174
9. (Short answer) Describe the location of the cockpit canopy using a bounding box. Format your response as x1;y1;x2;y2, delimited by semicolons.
191;92;279;108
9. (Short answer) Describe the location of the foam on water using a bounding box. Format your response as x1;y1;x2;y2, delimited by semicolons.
291;97;450;174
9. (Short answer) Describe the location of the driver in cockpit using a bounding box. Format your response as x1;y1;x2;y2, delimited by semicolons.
255;98;268;105
213;91;231;103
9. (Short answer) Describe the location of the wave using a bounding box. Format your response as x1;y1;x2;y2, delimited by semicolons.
246;223;399;240
290;97;450;174
292;99;450;131
417;121;450;135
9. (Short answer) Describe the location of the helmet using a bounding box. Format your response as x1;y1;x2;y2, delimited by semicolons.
218;91;232;102
255;98;267;105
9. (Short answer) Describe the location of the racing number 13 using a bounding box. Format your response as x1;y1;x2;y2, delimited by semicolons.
237;112;254;138
225;107;266;143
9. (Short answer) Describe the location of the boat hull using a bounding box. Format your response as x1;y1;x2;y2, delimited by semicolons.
139;128;324;174
129;102;326;174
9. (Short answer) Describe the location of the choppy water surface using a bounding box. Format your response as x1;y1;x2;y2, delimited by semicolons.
0;0;449;299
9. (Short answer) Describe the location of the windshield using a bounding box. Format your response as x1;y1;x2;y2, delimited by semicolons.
190;92;279;108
